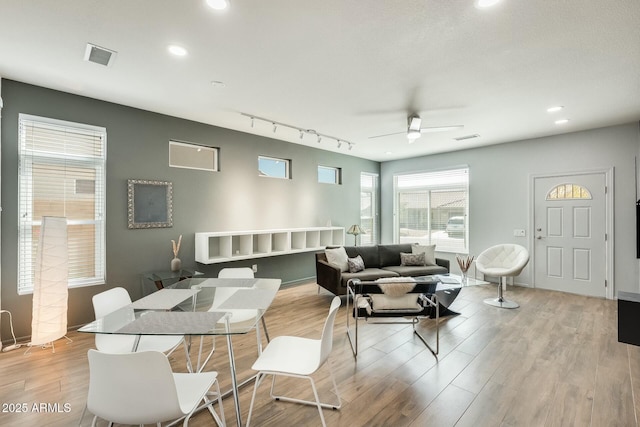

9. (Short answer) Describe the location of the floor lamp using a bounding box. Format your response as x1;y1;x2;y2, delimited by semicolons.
29;216;70;352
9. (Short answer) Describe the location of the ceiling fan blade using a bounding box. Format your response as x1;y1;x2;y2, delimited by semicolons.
420;125;464;133
368;131;407;139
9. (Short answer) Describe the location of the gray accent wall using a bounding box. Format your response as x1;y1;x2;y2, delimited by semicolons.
381;122;640;294
0;79;379;339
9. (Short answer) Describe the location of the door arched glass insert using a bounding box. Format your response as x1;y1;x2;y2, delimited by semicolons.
546;183;592;200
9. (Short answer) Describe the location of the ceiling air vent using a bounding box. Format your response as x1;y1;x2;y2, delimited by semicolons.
454;134;480;141
84;43;116;67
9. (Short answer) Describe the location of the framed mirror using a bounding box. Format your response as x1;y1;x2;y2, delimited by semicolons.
127;179;173;229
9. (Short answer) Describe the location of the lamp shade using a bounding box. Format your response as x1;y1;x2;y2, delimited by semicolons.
30;216;68;347
347;224;363;236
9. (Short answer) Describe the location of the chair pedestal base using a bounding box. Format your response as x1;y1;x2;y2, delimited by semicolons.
484;276;519;309
484;297;519;309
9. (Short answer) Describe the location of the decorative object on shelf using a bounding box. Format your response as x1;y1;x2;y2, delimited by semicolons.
127;179;173;229
347;224;364;246
171;234;182;272
456;254;474;285
29;216;71;352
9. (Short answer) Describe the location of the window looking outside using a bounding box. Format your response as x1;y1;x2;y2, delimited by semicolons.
169;140;218;171
18;114;106;294
318;165;341;184
394;167;468;253
258;156;290;179
360;172;378;245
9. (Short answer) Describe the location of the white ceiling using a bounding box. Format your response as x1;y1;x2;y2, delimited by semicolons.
1;0;639;162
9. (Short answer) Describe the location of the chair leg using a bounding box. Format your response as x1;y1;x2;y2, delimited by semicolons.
247;372;267;427
261;316;270;343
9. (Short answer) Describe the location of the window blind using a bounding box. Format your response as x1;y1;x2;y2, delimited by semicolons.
360;173;378;245
18;114;106;294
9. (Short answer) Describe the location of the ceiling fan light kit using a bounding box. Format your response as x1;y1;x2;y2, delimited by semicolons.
369;114;465;142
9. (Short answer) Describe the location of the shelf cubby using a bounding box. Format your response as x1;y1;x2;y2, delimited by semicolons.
195;227;345;264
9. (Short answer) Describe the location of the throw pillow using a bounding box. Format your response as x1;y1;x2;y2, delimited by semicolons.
325;247;349;272
370;294;421;310
412;244;436;266
348;255;365;273
400;252;426;266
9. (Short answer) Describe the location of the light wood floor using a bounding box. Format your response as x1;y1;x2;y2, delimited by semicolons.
1;281;639;426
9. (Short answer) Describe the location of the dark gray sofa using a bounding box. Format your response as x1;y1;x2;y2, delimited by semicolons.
315;243;449;296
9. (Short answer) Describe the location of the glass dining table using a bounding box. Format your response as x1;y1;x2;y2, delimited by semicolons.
78;277;282;427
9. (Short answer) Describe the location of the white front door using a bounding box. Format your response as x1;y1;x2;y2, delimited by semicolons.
533;172;608;298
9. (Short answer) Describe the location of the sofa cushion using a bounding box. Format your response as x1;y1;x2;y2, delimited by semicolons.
378;244;414;267
400;252;425;266
341;268;399;287
348;255;365;273
382;264;449;277
325;247;349;272
412;244;437;266
344;245;380;269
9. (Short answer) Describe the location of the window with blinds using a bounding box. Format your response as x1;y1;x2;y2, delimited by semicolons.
360;173;378;245
394;167;469;253
18;114;106;294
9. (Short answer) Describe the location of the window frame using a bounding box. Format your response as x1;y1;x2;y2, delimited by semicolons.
317;165;342;185
360;172;379;245
258;155;291;179
169;140;219;172
393;167;469;254
18;114;107;295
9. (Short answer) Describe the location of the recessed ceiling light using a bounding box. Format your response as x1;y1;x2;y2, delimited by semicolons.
206;0;229;10
547;106;564;113
555;119;570;125
475;0;501;8
168;45;188;56
210;80;226;87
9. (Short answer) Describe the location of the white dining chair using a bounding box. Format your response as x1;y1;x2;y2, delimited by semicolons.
246;296;342;427
92;287;185;354
216;268;272;348
87;349;225;427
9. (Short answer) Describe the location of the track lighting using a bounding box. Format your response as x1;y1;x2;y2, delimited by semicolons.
240;112;355;151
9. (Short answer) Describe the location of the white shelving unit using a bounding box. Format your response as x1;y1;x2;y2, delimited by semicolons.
195;227;345;264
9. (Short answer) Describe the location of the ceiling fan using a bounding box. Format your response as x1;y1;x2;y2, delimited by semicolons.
369;115;464;143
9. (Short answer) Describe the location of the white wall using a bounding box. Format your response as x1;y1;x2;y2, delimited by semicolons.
381;123;640;295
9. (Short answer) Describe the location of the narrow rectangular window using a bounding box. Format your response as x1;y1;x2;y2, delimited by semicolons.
360;173;378;245
318;165;341;184
258;156;290;179
394;167;469;253
18;114;106;294
169;140;219;171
